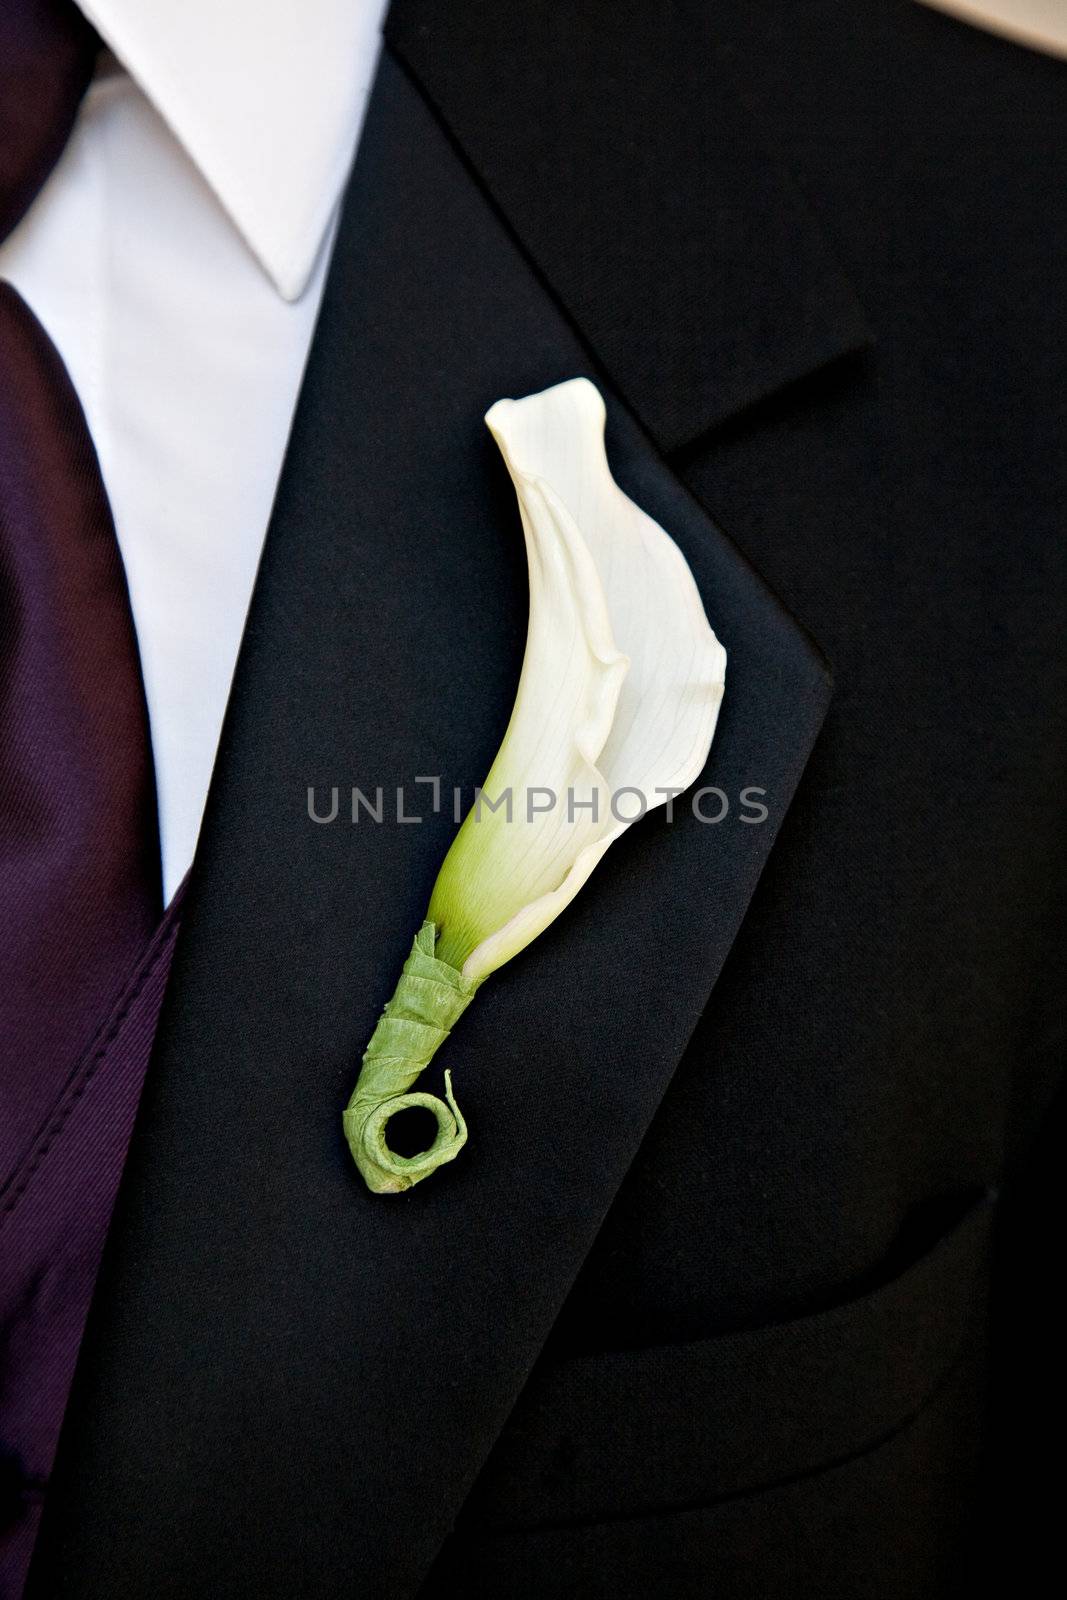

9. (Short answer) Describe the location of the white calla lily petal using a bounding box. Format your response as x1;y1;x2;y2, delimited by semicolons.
429;377;726;983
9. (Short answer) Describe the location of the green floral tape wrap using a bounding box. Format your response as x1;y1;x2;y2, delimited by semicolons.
343;923;479;1193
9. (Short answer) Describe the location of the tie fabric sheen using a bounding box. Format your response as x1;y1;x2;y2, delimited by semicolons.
1;3;174;1589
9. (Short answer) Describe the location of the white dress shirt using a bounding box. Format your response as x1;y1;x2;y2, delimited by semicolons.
0;0;388;900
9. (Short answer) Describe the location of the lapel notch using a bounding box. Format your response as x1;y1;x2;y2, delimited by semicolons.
386;0;872;452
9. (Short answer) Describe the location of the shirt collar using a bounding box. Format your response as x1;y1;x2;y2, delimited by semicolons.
78;1;387;301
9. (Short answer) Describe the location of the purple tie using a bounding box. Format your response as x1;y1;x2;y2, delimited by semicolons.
1;5;174;1591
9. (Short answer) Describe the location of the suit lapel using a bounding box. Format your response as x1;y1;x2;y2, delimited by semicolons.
385;0;872;451
30;42;832;1600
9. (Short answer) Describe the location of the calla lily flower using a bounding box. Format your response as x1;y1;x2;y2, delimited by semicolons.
344;378;726;1193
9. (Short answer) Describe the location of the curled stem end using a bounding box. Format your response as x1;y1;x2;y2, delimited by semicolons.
343;924;478;1194
344;1071;467;1194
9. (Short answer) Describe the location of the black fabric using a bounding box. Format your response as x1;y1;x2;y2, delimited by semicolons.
26;47;830;1600
25;1;1067;1596
424;1341;988;1599
386;0;871;453
448;1192;993;1531
535;2;1067;1589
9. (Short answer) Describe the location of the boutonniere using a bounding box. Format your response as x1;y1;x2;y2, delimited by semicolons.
343;378;726;1192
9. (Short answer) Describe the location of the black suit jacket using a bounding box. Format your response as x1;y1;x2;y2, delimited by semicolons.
26;3;1067;1595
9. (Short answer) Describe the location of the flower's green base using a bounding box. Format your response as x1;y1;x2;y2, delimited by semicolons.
343;923;479;1193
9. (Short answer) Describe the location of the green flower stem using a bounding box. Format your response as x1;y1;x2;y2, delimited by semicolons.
343;923;480;1193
